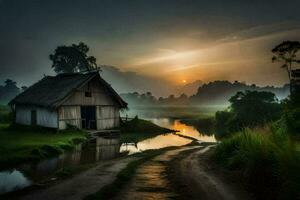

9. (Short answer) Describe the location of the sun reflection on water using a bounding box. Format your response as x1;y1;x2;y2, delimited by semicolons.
120;118;216;154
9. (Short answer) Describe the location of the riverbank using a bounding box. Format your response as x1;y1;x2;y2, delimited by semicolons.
180;117;216;136
120;117;176;143
0;124;88;170
8;156;138;200
0;117;175;170
3;146;194;200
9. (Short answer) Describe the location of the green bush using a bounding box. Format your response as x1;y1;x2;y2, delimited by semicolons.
283;108;300;135
215;91;282;138
215;111;237;137
214;128;300;199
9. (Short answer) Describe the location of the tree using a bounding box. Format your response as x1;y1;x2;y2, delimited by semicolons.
0;79;20;104
272;41;300;93
229;90;281;127
4;79;17;88
215;90;282;137
49;42;100;73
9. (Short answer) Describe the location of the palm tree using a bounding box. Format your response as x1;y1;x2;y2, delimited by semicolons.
272;41;300;93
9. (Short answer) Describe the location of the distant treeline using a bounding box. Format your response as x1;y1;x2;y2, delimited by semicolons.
0;79;26;105
0;79;289;107
121;80;289;106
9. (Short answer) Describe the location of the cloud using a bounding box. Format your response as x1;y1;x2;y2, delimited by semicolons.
126;22;300;86
217;20;300;43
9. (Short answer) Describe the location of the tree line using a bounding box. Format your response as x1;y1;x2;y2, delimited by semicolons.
214;40;300;137
1;41;298;108
120;80;289;106
0;79;26;104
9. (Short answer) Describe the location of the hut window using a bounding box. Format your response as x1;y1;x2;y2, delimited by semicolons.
85;91;92;97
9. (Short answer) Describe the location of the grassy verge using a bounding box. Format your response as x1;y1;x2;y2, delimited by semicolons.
120;117;175;143
0;124;88;170
214;126;300;199
85;147;177;200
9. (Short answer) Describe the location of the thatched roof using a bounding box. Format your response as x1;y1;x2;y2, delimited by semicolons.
9;72;127;109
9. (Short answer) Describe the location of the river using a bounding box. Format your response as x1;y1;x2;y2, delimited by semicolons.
0;118;215;195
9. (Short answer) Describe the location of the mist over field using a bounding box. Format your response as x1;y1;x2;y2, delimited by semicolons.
101;65;202;97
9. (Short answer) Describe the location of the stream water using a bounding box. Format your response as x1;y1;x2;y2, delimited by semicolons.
0;118;216;195
120;118;216;154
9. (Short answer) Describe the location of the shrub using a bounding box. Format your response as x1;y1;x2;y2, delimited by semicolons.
215;91;282;138
215;111;237;137
214;128;300;199
283;108;300;135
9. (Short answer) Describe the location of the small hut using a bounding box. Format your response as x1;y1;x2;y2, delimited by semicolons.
9;72;127;130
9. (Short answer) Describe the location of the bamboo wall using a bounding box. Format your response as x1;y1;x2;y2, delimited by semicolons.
15;105;58;128
58;106;81;129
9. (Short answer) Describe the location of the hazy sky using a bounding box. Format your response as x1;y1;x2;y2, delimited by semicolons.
1;0;300;87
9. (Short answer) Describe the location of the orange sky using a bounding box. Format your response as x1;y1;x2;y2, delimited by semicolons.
1;1;300;87
113;25;300;86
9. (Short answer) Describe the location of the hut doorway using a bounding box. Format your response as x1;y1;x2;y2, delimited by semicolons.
81;106;96;129
31;110;37;126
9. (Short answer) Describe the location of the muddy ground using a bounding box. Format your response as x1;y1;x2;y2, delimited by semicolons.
167;146;254;200
3;144;254;200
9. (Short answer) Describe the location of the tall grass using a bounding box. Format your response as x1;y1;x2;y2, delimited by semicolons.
214;127;300;199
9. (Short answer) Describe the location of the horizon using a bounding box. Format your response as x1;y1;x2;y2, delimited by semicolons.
0;66;290;99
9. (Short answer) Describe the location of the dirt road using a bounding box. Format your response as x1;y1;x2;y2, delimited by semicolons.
18;144;252;200
20;157;137;200
114;144;252;200
114;146;203;200
170;145;253;200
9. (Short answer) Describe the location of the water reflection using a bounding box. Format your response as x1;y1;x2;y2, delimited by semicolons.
0;170;31;194
120;118;216;154
0;117;216;194
0;137;120;195
120;133;191;154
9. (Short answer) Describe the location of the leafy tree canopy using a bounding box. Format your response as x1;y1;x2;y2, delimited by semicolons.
272;41;300;87
215;90;282;137
49;42;100;73
0;79;20;104
229;90;280;125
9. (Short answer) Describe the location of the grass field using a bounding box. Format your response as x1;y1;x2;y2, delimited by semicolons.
0;105;11;123
0;124;88;170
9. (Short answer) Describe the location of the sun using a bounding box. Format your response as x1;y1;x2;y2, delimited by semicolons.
182;80;187;83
